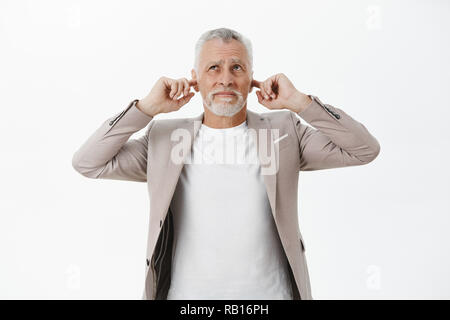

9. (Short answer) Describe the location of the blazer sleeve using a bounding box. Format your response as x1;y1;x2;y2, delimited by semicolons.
72;99;154;182
290;95;380;171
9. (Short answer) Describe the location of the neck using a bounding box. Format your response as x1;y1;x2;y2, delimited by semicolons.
202;102;247;129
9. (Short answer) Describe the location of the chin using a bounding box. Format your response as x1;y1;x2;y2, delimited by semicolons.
206;102;244;117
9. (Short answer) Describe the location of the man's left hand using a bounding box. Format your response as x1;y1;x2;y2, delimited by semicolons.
251;73;312;113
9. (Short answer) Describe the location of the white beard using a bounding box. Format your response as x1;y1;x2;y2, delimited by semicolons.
204;92;245;117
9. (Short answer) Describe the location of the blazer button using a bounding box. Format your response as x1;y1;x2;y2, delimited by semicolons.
146;258;150;266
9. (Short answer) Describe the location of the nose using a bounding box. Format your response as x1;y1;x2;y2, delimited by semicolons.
218;69;234;87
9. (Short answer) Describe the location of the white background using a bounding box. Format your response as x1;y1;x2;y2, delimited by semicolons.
1;0;449;299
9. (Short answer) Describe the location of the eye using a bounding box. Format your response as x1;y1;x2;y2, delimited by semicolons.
233;65;242;70
209;65;217;70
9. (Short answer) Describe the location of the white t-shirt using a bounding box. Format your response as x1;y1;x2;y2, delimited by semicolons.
166;120;293;300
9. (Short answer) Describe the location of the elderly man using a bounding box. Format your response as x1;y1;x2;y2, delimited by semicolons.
72;27;380;300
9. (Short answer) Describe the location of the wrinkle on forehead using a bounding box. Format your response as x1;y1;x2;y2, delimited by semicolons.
207;58;245;66
200;39;250;69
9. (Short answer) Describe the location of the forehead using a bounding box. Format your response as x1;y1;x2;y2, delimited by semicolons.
199;38;249;65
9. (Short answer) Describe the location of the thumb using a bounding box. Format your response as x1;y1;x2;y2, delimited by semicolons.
177;92;195;106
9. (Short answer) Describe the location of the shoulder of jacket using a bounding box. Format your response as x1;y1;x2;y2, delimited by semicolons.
151;116;191;128
260;109;296;126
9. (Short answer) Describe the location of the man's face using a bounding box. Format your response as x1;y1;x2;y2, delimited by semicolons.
191;38;253;117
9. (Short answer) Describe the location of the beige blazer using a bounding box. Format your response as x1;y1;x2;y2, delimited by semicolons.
72;95;380;300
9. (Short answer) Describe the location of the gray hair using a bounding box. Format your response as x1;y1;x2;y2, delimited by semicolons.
193;27;253;75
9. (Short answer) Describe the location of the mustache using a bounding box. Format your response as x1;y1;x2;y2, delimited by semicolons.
209;89;241;97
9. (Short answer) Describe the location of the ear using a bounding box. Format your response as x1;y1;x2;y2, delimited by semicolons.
191;69;199;92
249;71;254;93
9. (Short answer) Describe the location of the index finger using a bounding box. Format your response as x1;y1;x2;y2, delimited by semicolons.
188;79;197;87
251;79;262;89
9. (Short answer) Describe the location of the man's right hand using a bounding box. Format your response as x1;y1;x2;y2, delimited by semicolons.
136;77;197;117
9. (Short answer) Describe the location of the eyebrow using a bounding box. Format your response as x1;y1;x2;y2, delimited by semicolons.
207;58;245;67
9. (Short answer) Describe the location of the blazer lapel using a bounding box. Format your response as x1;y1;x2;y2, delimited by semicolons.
246;109;278;221
158;112;203;223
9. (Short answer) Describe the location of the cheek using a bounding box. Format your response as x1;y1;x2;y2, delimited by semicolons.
199;87;210;100
240;82;251;96
198;79;210;92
